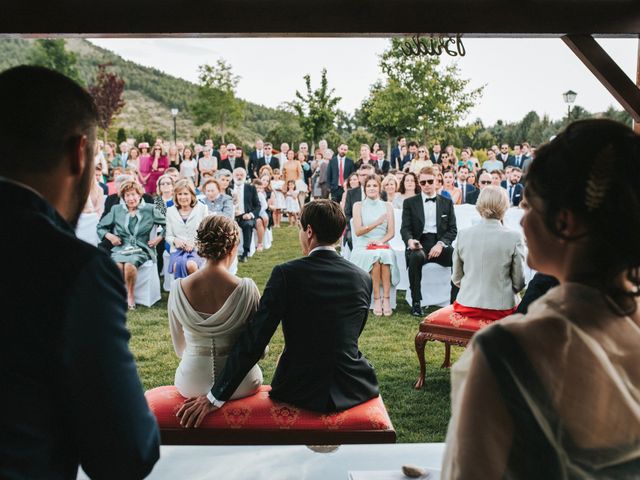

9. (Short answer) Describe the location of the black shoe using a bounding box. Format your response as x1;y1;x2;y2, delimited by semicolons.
239;255;248;263
411;303;423;317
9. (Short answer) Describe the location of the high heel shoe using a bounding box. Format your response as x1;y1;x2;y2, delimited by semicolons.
373;297;382;316
382;297;392;316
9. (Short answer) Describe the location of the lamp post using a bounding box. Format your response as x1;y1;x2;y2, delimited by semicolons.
170;108;179;143
562;90;577;120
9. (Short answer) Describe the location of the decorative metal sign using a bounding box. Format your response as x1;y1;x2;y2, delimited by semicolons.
401;33;466;57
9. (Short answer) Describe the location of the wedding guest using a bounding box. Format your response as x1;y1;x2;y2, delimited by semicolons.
154;174;175;215
401;167;457;316
282;149;303;203
270;168;285;228
97;180;165;309
177;200;379;426
445;144;458;165
506;167;524;207
327;143;355;203
285;179;300;227
232;168;261;262
483;148;504;171
490;169;503;187
169;215;264;399
408;145;432;174
180;147;198;184
248;138;264;179
113;141;130;169
440;151;454;173
455;166;476;204
140;144;168;195
198;147;218;179
101;174;154;220
167;144;181;168
355;144;375;170
137;142;151;180
219;143;245;172
442;171;461;204
253;178;270;251
202;178;234;218
350;175;399;316
166;179;209;279
442;119;640;478
398;171;419;203
76;170;106;246
374;148;390;175
94;163;108;195
214;168;233;196
465;171;492;205
127;146;140;171
450;186;525;321
435;173;451;200
107;166;123;194
370;142;381;161
297;150;311;206
0;64;159;480
255;142;280;172
260;172;275;228
340;172;361;210
382;175;403;209
311;148;330;199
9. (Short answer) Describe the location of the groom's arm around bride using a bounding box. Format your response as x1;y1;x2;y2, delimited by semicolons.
178;200;379;427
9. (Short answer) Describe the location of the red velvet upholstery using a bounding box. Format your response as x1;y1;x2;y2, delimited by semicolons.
145;385;396;445
422;304;495;332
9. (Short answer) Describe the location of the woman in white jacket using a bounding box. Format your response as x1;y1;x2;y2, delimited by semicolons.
166;179;210;278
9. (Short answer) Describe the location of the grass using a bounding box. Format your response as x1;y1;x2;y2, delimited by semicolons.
127;226;463;442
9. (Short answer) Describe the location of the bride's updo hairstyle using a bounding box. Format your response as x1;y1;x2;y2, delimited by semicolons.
196;215;240;261
526;119;640;313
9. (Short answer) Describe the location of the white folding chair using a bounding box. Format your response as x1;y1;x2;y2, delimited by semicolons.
405;263;452;308
134;260;161;307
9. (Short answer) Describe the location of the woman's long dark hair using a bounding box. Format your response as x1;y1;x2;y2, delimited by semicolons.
526;119;640;313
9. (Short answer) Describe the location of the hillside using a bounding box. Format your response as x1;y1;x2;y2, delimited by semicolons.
0;38;292;146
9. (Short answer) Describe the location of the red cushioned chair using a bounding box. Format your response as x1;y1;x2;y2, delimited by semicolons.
414;304;495;389
146;385;396;445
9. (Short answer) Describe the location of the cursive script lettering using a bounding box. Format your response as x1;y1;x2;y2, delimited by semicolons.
402;34;466;58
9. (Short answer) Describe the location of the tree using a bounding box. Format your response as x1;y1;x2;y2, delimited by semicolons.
116;128;127;145
191;59;244;143
362;38;483;148
290;68;341;152
88;63;126;142
28;39;82;85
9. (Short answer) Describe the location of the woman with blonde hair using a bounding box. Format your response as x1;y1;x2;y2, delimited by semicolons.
165;179;210;279
168;215;265;400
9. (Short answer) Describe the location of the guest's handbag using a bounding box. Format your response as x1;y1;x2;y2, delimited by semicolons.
120;245;144;255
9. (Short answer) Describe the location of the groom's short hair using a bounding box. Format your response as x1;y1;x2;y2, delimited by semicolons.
301;200;346;245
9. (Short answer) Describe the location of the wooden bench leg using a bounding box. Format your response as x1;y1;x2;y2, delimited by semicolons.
441;343;451;369
414;332;427;389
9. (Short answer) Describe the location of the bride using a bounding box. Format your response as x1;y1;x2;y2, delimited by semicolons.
168;215;265;399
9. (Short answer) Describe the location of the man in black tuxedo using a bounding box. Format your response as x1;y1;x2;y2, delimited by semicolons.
455;166;477;204
254;142;280;173
401;141;419;170
232;168;261;262
177;200;379;425
219;143;246;173
401;166;458;316
390;136;406;170
0;66;159;479
506;167;524;207
327;143;355;203
248;138;264;179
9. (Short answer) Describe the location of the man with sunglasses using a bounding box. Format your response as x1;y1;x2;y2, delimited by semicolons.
219;143;245;173
466;171;493;205
401;167;457;316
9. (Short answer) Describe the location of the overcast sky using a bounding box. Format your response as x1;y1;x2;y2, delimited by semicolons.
89;37;637;126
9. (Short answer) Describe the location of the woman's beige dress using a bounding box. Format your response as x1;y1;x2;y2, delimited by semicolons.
168;277;264;399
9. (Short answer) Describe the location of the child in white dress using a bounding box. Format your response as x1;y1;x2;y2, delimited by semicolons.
285;180;300;226
270;169;285;228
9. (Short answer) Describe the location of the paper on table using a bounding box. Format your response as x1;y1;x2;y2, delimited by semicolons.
348;468;439;480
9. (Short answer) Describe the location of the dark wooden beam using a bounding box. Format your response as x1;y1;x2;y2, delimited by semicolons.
563;34;640;122
636;37;640;133
0;0;639;36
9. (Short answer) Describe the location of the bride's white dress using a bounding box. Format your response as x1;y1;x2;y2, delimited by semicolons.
168;277;263;399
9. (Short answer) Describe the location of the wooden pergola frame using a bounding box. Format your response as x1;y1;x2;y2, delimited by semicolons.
1;0;639;130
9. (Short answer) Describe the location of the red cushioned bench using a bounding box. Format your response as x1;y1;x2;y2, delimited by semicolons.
146;385;396;445
414;304;493;389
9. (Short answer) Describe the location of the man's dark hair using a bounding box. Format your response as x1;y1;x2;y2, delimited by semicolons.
0;66;98;176
396;136;405;143
458;166;470;173
515;143;523;149
300;200;346;245
407;141;419;148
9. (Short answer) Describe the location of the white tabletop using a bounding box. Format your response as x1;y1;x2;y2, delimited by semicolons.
79;443;446;480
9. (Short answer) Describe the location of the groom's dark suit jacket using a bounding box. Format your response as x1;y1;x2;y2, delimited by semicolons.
0;180;159;480
211;249;379;412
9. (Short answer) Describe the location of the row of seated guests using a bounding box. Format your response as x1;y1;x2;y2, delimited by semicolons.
95;168;266;308
344;164;525;319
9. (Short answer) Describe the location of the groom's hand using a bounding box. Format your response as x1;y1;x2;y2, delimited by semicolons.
176;395;219;428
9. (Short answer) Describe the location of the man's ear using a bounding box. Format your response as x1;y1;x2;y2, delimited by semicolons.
555;209;586;239
68;135;90;176
306;224;314;240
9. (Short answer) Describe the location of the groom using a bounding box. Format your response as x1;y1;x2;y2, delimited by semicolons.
178;200;379;426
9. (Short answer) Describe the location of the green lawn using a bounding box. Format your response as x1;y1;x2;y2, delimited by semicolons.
128;226;462;442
